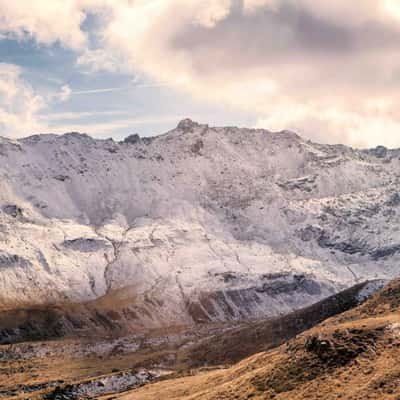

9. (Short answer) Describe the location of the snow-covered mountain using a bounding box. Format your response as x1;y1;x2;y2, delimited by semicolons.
0;119;398;328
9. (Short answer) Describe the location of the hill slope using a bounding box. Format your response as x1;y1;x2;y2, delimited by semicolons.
113;278;400;400
0;280;381;399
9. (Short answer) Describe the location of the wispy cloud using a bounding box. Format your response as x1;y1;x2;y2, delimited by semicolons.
70;82;171;96
72;87;125;95
46;110;131;121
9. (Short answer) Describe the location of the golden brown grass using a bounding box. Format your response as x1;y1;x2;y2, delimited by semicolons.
110;280;400;400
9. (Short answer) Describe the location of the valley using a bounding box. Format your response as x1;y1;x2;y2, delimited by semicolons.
0;281;382;399
1;120;400;398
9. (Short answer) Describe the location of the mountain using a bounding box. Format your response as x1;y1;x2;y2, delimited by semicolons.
0;119;399;333
110;278;400;400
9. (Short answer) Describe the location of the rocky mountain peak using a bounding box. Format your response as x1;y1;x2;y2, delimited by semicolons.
176;118;205;131
276;129;302;141
122;133;141;144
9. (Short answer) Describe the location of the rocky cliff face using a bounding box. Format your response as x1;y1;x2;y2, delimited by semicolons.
0;119;398;328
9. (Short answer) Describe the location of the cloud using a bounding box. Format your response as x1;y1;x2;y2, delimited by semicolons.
0;0;87;49
255;103;400;149
0;63;48;137
92;0;400;147
243;0;400;25
76;48;123;73
1;0;400;147
47;110;129;121
243;0;280;14
194;0;231;28
0;65;75;137
69;82;171;95
72;86;125;95
57;85;72;102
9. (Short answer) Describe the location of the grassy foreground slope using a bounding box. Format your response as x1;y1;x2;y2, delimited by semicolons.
114;279;400;400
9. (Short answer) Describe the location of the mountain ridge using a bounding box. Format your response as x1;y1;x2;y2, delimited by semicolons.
0;119;399;330
2;118;398;153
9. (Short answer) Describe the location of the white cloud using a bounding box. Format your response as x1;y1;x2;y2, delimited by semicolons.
47;110;129;121
1;0;400;146
0;63;48;137
0;0;87;49
243;0;280;14
194;0;231;28
76;48;122;73
69;82;170;96
100;0;400;147
243;0;400;25
0;65;77;137
57;85;72;102
254;101;400;149
72;86;125;95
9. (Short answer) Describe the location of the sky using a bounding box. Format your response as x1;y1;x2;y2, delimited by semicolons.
0;0;400;147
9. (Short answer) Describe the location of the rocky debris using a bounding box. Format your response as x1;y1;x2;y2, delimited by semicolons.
53;175;70;182
257;274;321;297
0;140;22;156
60;133;93;145
2;204;23;218
277;129;302;141
304;327;383;366
385;192;400;207
214;271;240;283
305;333;357;366
318;234;368;255
153;153;164;161
370;244;400;260
298;225;371;256
190;139;204;155
277;175;317;192
44;369;162;399
0;252;32;269
253;326;384;395
62;238;109;253
298;225;324;242
176;118;204;132
105;143;119;154
123;133;141;144
141;136;154;145
370;145;388;159
299;220;400;260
